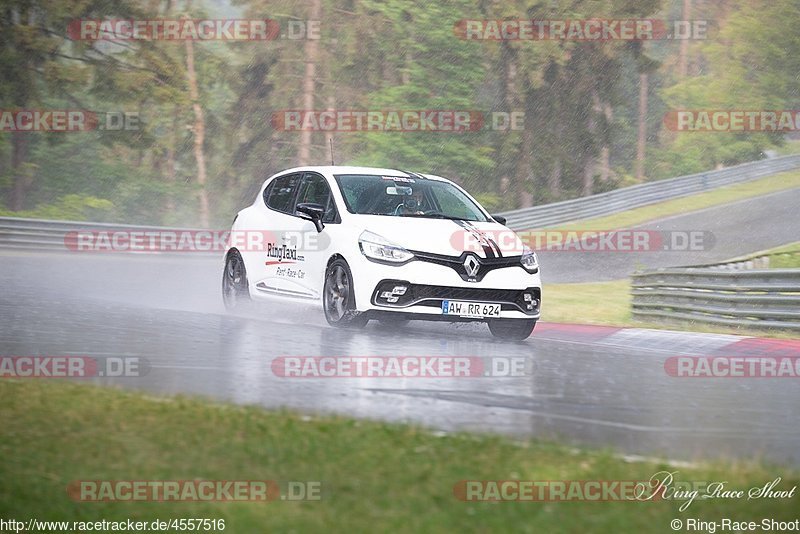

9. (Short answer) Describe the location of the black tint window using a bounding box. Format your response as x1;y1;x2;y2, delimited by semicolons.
266;174;302;213
262;181;273;206
295;174;337;223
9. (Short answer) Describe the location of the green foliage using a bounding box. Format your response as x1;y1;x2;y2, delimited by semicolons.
472;192;505;213
3;380;798;531
654;0;800;175
0;193;114;221
345;0;495;182
1;0;796;222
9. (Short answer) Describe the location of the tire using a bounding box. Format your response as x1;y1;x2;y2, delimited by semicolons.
487;319;536;340
222;250;251;311
323;259;368;328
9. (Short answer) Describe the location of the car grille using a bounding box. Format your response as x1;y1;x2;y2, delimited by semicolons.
371;280;540;315
414;285;520;302
410;250;531;282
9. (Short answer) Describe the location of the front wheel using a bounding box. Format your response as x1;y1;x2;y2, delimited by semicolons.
487;319;536;340
323;259;368;328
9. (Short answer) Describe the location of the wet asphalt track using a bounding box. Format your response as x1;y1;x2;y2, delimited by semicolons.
2;251;799;467
541;187;800;282
1;189;799;466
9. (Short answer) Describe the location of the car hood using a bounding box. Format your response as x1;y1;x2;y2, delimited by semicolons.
354;215;524;258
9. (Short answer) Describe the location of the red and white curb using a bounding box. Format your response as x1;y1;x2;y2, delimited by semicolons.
535;323;800;357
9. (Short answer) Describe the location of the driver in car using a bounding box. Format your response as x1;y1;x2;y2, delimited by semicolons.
397;189;427;215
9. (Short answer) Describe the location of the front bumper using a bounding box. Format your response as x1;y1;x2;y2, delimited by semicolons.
371;279;540;317
349;247;542;320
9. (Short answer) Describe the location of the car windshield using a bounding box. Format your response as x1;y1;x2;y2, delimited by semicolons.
334;174;489;222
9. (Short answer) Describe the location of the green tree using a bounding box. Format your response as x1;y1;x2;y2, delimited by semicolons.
658;0;800;173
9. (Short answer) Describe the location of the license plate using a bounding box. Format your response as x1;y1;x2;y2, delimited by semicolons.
441;300;501;318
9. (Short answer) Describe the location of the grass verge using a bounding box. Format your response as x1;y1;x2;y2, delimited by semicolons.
774;140;800;156
554;170;800;230
762;242;800;269
1;381;798;532
544;280;632;326
545;280;799;339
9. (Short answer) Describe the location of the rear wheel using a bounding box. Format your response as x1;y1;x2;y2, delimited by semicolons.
222;250;250;311
488;319;536;340
323;259;368;328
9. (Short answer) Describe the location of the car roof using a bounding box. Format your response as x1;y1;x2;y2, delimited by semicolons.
275;166;449;182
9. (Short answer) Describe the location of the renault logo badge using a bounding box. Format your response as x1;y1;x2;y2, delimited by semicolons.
463;255;480;277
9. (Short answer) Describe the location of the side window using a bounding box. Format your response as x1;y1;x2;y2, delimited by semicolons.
295;173;338;223
265;173;302;213
261;181;274;207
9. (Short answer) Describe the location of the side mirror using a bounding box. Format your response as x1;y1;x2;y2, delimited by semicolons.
492;215;507;226
296;202;326;232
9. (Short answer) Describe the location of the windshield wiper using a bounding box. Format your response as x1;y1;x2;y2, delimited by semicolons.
399;212;471;221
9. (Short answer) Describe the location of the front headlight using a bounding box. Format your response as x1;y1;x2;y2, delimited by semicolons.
521;246;539;273
359;230;414;263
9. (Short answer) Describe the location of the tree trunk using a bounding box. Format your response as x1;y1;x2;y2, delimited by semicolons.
513;127;534;208
0;137;5;192
599;146;610;182
678;0;692;77
581;132;595;197
499;41;517;109
582;158;594;197
498;40;518;205
547;159;561;198
591;89;611;184
10;131;31;211
583;91;598;196
635;72;648;182
165;106;179;214
160;0;176;216
600;102;612;182
513;88;535;208
298;0;322;166
548;66;563;198
185;36;210;227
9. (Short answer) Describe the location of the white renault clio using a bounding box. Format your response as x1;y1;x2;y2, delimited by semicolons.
222;166;541;339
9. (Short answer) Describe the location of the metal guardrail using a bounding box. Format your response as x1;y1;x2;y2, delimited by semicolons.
497;154;800;230
0;217;217;255
631;268;800;331
2;155;799;256
679;245;800;272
